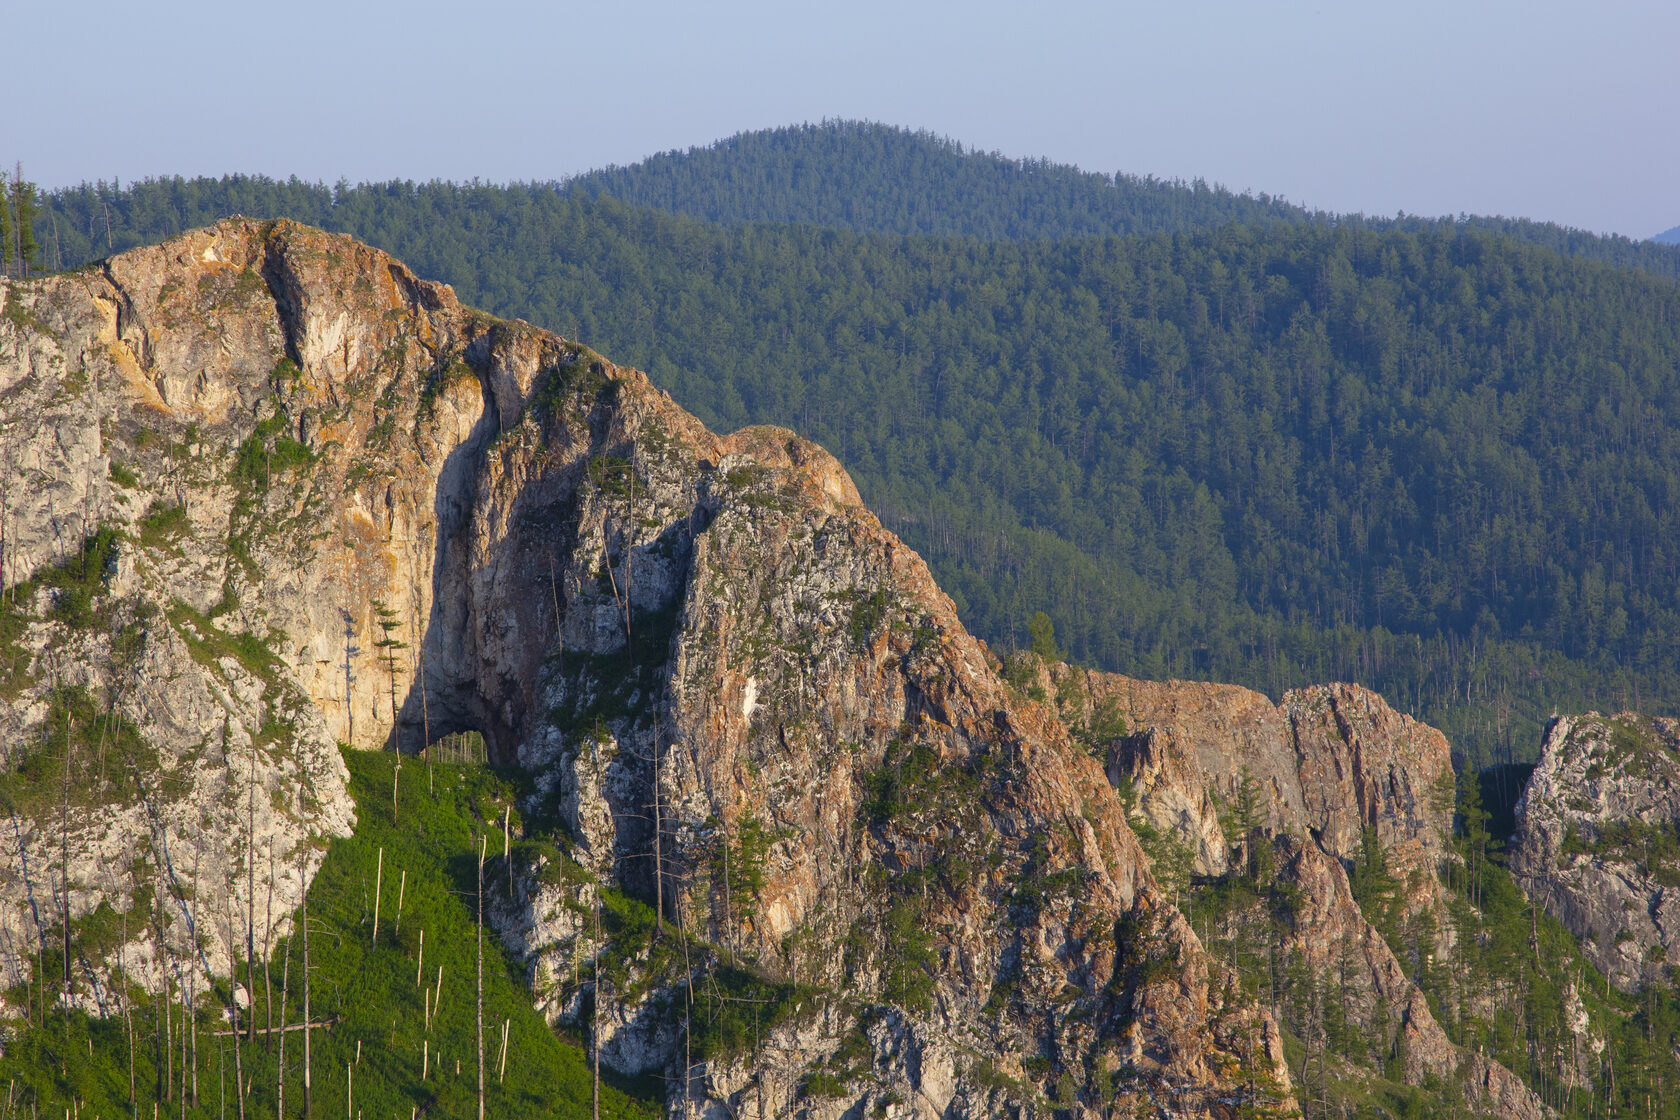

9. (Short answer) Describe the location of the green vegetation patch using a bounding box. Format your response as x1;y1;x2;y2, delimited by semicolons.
138;501;190;548
0;682;160;817
231;411;317;491
165;599;281;686
1561;817;1680;885
0;748;661;1119
0;529;121;697
687;963;821;1062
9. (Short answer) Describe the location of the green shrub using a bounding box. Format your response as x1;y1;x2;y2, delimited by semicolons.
689;964;819;1061
799;1071;851;1099
139;502;189;546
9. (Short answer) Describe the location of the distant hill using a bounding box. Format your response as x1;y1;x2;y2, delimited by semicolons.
1656;224;1680;245
562;121;1680;280
563;119;1316;239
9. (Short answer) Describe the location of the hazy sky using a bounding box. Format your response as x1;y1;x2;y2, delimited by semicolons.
6;0;1676;238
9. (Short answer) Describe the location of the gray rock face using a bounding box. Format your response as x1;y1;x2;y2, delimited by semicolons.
1510;713;1680;992
0;234;368;1012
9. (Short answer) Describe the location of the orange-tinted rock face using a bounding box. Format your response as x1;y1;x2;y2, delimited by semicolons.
1;222;1293;1119
1067;672;1453;881
1054;666;1542;1120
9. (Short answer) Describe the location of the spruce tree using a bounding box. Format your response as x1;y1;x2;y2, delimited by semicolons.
371;598;407;725
6;165;39;277
0;167;11;275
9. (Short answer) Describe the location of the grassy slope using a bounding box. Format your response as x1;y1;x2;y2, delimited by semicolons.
0;749;662;1119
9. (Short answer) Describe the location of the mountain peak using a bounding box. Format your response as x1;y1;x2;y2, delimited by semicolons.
0;223;1295;1116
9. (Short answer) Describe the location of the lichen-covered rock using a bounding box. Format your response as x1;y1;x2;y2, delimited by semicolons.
1510;712;1680;992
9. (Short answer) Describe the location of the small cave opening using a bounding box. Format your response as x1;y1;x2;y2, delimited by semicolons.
394;673;505;766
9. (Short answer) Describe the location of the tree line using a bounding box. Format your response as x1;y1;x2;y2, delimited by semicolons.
564;120;1680;281
0;163;42;277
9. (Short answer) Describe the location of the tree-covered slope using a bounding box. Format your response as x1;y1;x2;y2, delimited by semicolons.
28;180;1680;765
562;120;1314;239
31;123;1680;281
561;121;1680;278
0;748;663;1119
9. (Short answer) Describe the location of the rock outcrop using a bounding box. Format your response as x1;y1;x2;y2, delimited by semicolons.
1051;667;1544;1119
1511;712;1680;992
1062;672;1456;898
0;222;1293;1118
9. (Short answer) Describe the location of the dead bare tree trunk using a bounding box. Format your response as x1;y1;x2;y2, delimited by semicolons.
652;722;664;938
300;786;312;1120
601;900;608;1120
373;847;383;946
680;887;695;1118
246;742;257;1045
277;932;290;1119
60;702;71;1000
477;834;487;1120
264;841;275;1051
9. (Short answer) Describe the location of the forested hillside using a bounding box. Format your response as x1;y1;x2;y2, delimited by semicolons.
565;120;1312;238
564;121;1680;279
28;174;1680;766
28;124;1680;280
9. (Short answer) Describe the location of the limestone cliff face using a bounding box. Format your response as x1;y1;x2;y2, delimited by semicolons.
1051;668;1543;1120
0;223;1291;1118
1510;713;1680;993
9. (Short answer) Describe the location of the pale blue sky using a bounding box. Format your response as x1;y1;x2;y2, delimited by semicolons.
5;0;1676;238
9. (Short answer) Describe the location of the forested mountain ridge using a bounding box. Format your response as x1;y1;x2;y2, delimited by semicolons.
562;121;1680;279
20;175;1680;767
562;119;1313;239
27;123;1680;282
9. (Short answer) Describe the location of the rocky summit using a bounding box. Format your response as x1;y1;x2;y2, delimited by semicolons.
0;219;1648;1119
0;220;1289;1118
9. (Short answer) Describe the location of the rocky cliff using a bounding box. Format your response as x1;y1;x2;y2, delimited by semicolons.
1047;666;1544;1119
0;221;1295;1118
1511;712;1680;993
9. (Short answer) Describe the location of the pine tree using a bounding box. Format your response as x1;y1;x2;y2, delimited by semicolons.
372;598;408;819
371;598;407;726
